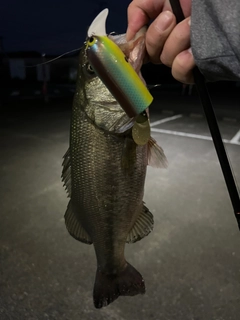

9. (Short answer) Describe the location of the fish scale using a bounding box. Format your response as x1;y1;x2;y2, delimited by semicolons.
70;108;146;252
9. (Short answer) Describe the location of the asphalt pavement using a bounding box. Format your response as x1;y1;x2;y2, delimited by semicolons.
1;92;240;320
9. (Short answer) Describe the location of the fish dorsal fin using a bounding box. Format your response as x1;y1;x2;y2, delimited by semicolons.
65;201;93;244
61;148;72;197
126;204;153;243
62;150;92;244
148;137;168;168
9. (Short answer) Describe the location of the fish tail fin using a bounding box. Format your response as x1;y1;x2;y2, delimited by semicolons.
93;262;145;308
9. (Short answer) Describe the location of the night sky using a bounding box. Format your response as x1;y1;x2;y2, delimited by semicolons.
1;0;130;55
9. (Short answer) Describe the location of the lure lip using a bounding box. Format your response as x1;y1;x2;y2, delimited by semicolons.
87;8;108;37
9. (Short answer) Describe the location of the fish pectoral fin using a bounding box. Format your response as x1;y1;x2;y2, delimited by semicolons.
121;137;136;173
126;204;154;243
64;200;92;245
147;137;168;168
61;148;71;197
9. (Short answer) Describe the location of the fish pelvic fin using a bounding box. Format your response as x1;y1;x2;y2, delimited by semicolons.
93;262;145;308
64;200;92;244
126;204;153;244
147;137;168;168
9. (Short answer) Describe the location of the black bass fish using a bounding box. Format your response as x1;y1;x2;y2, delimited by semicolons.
62;9;167;309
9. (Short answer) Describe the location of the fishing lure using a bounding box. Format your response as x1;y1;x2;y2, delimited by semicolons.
85;9;153;119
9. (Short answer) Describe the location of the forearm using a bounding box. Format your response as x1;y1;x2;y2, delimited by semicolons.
191;0;240;81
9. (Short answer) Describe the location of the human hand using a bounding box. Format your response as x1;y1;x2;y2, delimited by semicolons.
126;0;195;84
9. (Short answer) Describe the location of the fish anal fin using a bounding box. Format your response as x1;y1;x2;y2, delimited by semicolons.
64;200;92;244
148;136;168;168
93;262;145;308
126;204;154;244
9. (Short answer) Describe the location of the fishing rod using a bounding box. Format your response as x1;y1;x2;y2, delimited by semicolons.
169;0;240;229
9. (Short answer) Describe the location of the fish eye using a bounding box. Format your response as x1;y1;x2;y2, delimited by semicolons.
86;63;95;74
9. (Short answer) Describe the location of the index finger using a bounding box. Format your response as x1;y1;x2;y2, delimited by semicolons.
126;0;169;40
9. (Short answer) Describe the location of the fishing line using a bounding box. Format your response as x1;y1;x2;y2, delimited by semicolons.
26;47;81;67
169;0;240;229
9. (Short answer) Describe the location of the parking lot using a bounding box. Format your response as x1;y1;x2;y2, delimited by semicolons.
1;93;240;320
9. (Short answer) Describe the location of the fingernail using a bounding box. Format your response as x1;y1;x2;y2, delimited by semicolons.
188;47;192;54
156;11;173;31
188;18;191;26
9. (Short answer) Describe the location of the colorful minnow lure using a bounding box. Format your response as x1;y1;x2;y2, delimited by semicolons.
85;9;153;118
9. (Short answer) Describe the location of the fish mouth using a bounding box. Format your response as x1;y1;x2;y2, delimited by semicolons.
109;28;147;77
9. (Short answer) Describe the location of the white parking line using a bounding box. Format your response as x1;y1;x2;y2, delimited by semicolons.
150;114;183;127
151;128;240;145
230;129;240;144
